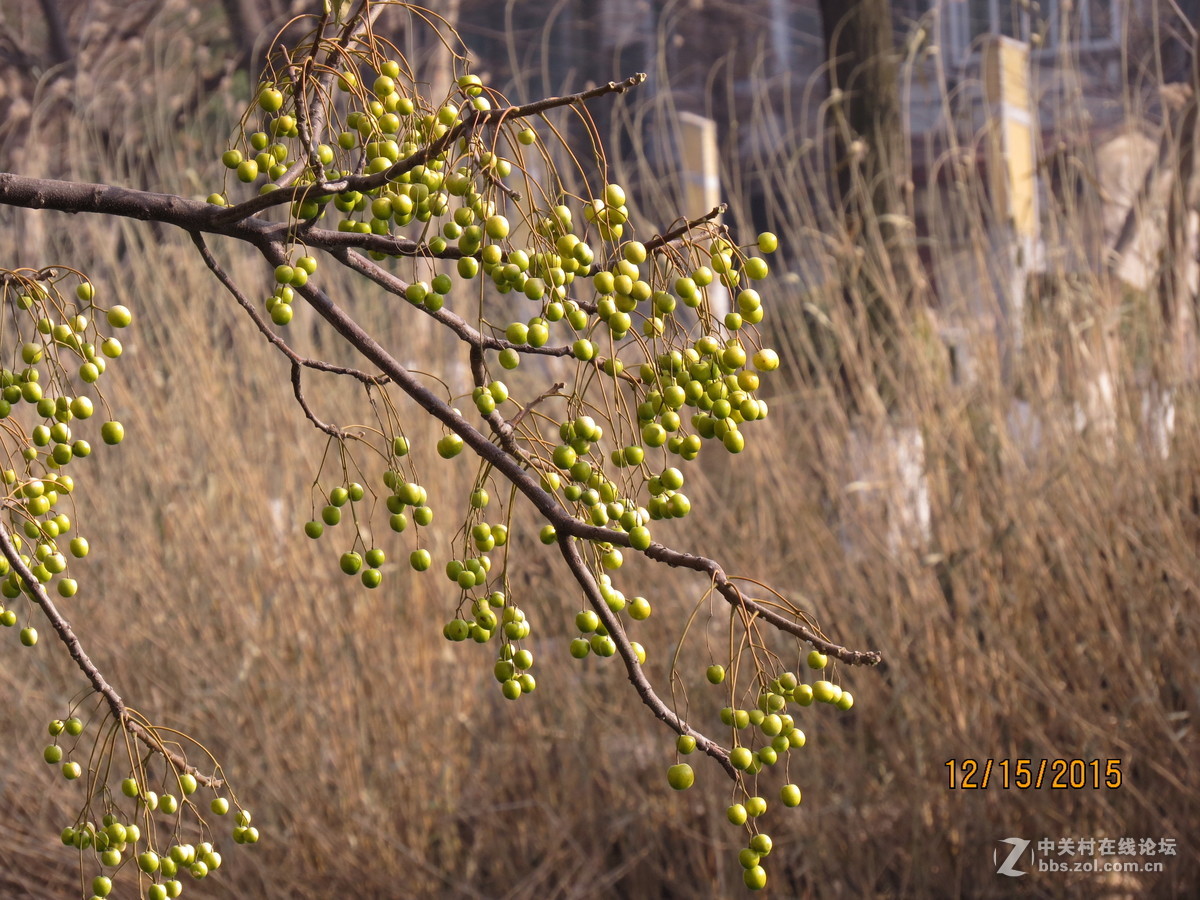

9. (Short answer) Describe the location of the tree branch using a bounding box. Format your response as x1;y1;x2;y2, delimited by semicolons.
646;543;882;665
0;173;523;263
276;0;389;188
265;242;882;667
0;172;881;666
190;231;386;385
643;204;728;256
36;0;72;70
291;361;346;438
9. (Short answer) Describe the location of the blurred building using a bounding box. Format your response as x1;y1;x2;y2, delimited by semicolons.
453;1;1194;551
452;2;1163;240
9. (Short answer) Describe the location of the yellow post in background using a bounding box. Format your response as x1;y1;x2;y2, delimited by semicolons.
983;36;1038;242
982;36;1040;372
678;111;720;222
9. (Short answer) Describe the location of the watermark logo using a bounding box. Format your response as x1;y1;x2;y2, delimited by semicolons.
993;836;1176;877
994;837;1031;877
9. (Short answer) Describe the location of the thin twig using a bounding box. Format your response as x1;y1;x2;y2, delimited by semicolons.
277;1;388;188
644;204;728;255
557;536;735;776
287;55;327;183
509;382;566;430
190;232;386;385
468;343;522;456
0;523;223;786
600;203;728;281
291;362;345;437
335;247;576;358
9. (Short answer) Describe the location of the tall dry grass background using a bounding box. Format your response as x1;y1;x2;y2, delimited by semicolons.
0;2;1197;898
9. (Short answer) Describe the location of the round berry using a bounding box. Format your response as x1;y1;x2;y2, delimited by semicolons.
437;434;465;458
743;865;767;890
666;763;694;790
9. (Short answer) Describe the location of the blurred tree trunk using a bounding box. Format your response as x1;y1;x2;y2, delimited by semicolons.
36;0;71;69
1161;33;1200;383
819;0;904;228
219;0;299;81
219;0;266;67
412;0;461;100
818;0;917;409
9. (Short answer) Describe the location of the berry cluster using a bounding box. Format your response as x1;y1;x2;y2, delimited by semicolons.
679;650;854;889
0;273;128;631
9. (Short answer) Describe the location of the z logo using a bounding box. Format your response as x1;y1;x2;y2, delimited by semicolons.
995;837;1030;877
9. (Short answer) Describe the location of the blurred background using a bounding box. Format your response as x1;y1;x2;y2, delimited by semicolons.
0;1;1197;897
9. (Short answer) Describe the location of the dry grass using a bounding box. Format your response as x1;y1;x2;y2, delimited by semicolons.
0;3;1197;898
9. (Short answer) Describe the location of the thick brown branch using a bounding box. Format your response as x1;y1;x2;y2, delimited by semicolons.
0;172;881;670
0;173;573;271
0;172;497;262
